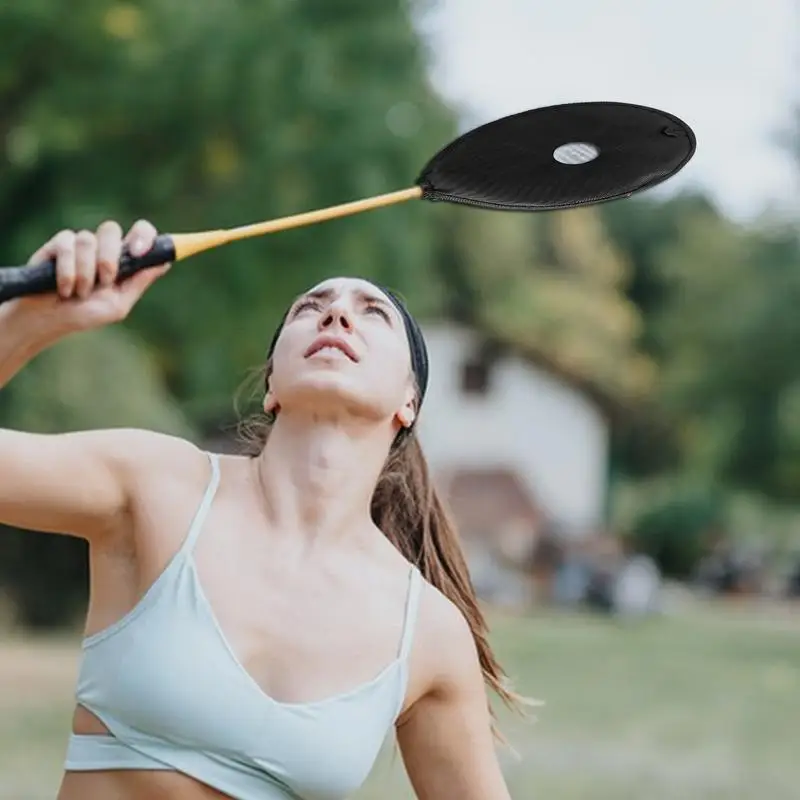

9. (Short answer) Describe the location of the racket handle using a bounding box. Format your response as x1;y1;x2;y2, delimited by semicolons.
0;234;177;305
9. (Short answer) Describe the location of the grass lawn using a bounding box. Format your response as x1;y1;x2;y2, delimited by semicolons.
1;603;798;799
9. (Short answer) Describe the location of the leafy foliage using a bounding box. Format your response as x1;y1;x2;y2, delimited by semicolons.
443;206;653;405
652;211;800;500
0;0;455;429
627;483;724;579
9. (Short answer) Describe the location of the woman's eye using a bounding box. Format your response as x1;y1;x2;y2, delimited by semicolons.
365;304;390;321
294;299;321;314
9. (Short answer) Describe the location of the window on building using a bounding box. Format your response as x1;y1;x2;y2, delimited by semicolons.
460;355;492;395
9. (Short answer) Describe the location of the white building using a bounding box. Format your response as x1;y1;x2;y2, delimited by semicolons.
416;322;611;604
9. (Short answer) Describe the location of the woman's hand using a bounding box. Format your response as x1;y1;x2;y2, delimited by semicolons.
0;218;170;388
2;218;170;339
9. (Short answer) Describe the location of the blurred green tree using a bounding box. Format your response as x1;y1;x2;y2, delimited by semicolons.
0;0;455;430
599;191;722;357
628;482;723;579
599;188;800;507
651;208;800;501
440;205;653;410
596;192;729;476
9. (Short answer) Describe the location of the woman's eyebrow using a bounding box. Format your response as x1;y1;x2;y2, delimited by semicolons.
302;288;336;302
356;290;393;310
289;287;335;309
293;287;395;318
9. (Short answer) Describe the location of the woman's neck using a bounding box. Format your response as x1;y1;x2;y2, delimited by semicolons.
254;411;393;542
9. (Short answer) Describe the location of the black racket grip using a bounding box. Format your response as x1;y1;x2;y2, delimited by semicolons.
0;234;176;305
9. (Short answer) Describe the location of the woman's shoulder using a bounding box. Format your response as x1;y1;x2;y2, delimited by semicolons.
417;579;475;650
396;572;485;721
82;428;226;534
103;430;229;555
412;576;480;680
97;428;210;485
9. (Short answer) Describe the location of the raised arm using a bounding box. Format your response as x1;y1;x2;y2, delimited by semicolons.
0;219;171;539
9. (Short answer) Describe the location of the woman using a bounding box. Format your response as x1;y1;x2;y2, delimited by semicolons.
0;219;526;799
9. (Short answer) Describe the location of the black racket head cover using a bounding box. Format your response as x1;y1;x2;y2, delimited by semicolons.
416;101;696;211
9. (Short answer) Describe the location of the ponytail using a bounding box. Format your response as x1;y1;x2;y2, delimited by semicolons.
371;434;532;736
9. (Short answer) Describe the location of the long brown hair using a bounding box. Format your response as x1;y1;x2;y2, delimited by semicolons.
236;362;532;738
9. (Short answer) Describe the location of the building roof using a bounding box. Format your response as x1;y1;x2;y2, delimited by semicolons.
421;320;633;426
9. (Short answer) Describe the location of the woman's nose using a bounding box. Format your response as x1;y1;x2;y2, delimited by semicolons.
319;302;353;332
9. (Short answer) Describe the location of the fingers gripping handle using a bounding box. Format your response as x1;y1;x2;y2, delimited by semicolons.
0;234;177;305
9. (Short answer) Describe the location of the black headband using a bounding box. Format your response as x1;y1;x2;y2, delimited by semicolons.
376;285;429;403
265;283;429;429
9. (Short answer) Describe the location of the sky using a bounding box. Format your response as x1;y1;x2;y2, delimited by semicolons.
419;0;800;222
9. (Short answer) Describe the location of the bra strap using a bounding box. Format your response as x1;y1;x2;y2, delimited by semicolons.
398;566;423;661
180;452;221;554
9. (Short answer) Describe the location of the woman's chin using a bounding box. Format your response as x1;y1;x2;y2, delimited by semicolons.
277;378;391;423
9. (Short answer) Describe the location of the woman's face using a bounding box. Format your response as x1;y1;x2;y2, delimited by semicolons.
266;278;417;430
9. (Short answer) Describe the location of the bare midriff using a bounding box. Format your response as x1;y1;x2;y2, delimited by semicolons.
57;770;234;800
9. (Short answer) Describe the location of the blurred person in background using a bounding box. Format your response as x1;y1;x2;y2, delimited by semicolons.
0;220;531;800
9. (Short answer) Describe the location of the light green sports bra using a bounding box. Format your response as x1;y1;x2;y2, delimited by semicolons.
64;452;423;800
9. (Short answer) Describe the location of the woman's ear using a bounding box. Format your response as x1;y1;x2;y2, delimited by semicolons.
263;386;280;416
395;379;418;429
396;397;416;429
